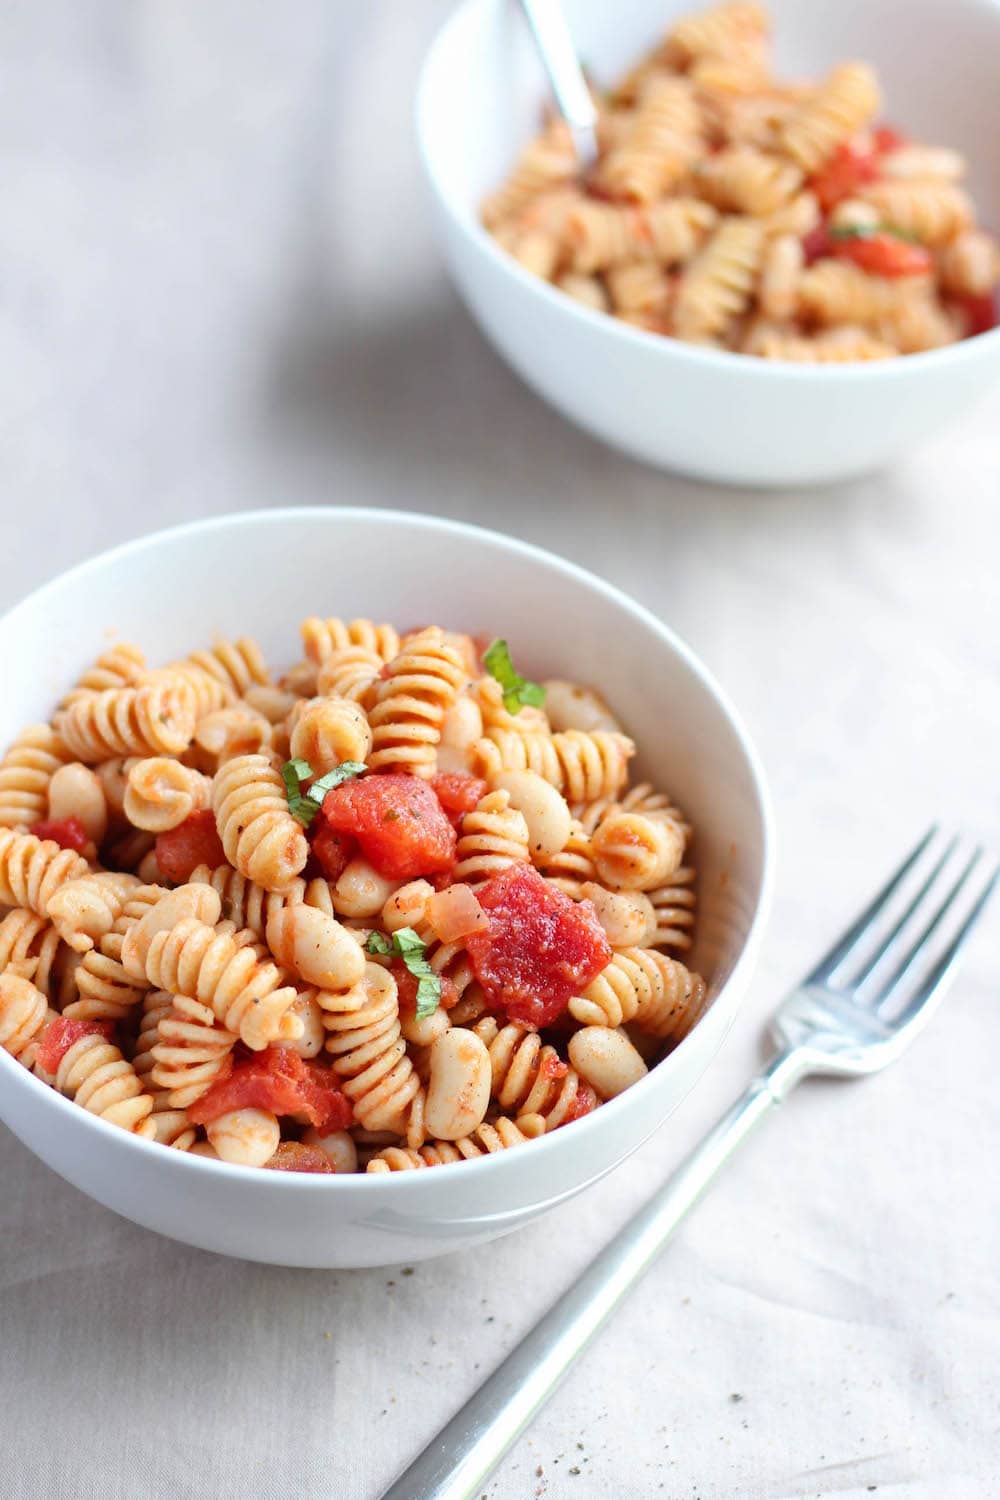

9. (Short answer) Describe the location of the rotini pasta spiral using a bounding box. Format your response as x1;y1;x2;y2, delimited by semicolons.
212;753;309;894
300;616;399;666
55;679;197;762
47;872;140;953
778;62;880;171
0;973;53;1064
590;810;685;891
316;645;383;705
185;638;270;698
189;863;307;939
324;962;423;1136
67;929;149;1021
858;181;972;248
123;757;211;833
452;790;530;886
288;695;372;772
61;643;147;706
143;915;302;1052
473;729;634;803
598;76;702;203
673;216;763;341
161;662;235;720
0;909;63;998
668;1;768;64
472;1016;588;1133
569;947;706;1039
365;1117;528;1172
536;820;598;900
52;1031;157;1136
151;993;238;1109
696;146;802;216
0;829;90;919
367;628;467;778
648;867;697;951
480;120;577;229
0;725;72;829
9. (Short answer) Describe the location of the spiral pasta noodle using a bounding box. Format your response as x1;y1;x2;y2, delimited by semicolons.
0;973;54;1065
590;810;685;892
570;947;706;1039
52;1030;157;1135
648;867;698;952
143;915;302;1052
185;638;270;698
300;616;399;666
0;725;72;829
778;62;880;172
47;871;140;953
673;216;763;341
365;1117;528;1172
0;829;91;919
0;909;63;998
61;644;147;706
367;628;467;778
452;790;530;886
473;729;634;803
323;962;423;1136
55;679;197;762
212;753;309;894
151;993;238;1109
472;1016;588;1133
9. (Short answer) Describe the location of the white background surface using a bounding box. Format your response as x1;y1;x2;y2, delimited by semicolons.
1;4;998;1498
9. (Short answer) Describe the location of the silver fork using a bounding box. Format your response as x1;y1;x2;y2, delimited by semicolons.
381;827;998;1500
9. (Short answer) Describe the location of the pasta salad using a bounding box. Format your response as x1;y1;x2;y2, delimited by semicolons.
0;621;703;1174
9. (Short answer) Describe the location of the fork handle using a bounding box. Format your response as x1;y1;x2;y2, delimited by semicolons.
379;1050;805;1500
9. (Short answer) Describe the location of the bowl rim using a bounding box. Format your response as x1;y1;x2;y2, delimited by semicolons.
415;0;1000;379
0;504;775;1191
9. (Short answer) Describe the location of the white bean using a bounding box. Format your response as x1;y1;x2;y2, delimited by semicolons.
494;769;572;860
542;680;621;734
424;1027;492;1140
437;693;484;774
206;1108;281;1166
580;883;657;948
333;857;401;920
266;905;366;990
47;762;108;845
302;1127;358;1174
284;992;326;1057
568;1026;648;1100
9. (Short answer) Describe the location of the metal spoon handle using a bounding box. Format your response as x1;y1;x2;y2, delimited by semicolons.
516;0;599;167
379;1054;800;1500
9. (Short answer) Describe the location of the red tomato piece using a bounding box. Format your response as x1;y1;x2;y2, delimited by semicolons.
265;1141;334;1174
955;293;998;337
29;816;89;854
187;1047;353;1132
810;142;879;212
36;1017;115;1074
431;773;488;827
309;820;356;883
564;1081;599;1124
155;810;226;884
873;124;908;154
832;232;933;278
320;774;456;880
802;223;833;265
391;960;459;1016
466;865;612;1029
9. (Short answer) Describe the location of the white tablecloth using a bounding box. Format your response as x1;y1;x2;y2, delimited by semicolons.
2;6;998;1498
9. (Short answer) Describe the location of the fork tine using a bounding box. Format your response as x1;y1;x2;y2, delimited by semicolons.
880;857;999;1026
804;824;940;986
848;834;960;993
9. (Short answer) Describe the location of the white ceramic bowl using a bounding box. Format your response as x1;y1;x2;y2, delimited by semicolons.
416;0;1000;487
0;508;772;1267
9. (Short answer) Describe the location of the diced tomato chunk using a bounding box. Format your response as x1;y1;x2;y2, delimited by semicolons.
564;1081;599;1124
187;1047;353;1132
832;232;933;278
873;124;908;154
810;142;879;212
431;773;488;827
320;774;456;880
955;293;998;337
391;960;459;1015
36;1017;115;1074
156;810;226;884
309;821;356;883
30;816;89;854
265;1141;334;1174
466;865;611;1029
802;223;833;265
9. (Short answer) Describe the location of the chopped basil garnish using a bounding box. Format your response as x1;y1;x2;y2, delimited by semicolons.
483;638;546;717
281;758;366;828
366;925;442;1019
